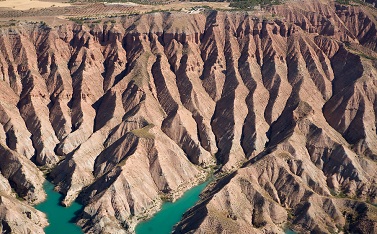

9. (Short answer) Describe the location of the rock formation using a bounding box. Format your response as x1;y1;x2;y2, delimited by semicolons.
0;0;377;233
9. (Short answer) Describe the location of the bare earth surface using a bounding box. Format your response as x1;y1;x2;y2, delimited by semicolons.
0;0;230;27
0;0;71;10
0;0;377;233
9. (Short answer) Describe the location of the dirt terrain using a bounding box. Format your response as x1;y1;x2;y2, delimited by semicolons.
0;0;71;10
0;0;377;233
0;0;230;26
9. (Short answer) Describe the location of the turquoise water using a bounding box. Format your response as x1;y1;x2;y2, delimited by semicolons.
135;181;210;234
35;181;83;234
285;229;296;234
36;180;209;234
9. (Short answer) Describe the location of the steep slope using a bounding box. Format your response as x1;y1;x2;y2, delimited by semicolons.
0;172;48;234
0;0;376;233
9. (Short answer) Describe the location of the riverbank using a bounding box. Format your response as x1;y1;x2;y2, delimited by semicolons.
135;180;211;234
35;181;83;234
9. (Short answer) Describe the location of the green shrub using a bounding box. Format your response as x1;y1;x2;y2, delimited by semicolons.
229;0;281;9
336;0;350;4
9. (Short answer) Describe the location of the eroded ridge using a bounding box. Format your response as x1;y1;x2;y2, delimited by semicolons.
0;0;377;233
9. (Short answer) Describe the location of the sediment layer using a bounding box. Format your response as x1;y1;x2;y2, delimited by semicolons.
0;0;377;233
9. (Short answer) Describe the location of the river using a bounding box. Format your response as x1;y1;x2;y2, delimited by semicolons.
35;179;210;234
35;181;83;234
135;180;210;234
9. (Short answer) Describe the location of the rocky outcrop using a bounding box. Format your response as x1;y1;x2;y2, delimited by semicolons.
0;0;376;233
0;172;47;233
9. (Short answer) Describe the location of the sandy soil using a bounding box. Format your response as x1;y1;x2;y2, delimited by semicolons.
0;0;71;10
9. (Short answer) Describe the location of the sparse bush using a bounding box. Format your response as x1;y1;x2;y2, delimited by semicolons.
69;17;84;24
229;0;281;9
336;0;350;4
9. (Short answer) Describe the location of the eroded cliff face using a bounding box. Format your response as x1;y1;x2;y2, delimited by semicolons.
0;0;376;233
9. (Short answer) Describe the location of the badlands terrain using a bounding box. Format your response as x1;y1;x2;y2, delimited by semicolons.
0;0;377;233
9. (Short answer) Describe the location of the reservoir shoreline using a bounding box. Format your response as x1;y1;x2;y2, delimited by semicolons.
135;179;211;234
35;180;83;234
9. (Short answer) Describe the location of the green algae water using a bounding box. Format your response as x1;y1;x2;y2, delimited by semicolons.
35;181;83;234
135;180;210;234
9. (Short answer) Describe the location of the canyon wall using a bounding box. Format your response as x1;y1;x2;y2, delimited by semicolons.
0;0;376;233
